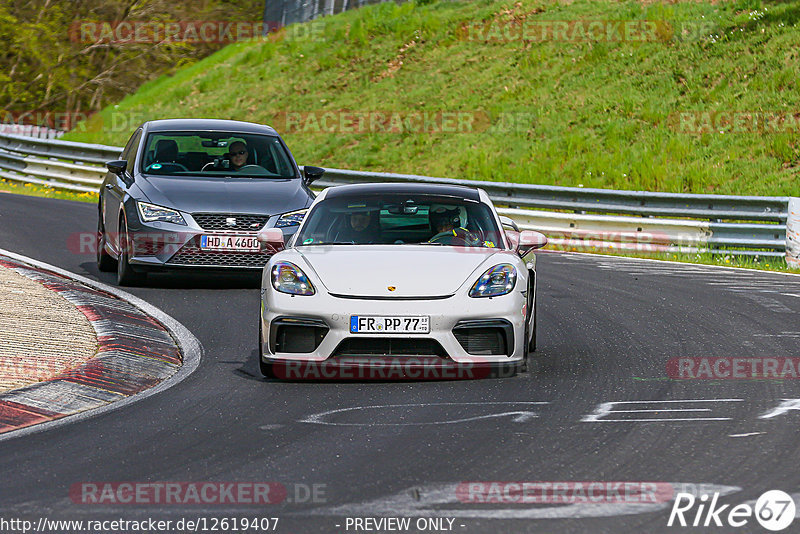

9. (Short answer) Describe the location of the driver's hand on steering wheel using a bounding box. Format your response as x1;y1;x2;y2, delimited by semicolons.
428;227;481;246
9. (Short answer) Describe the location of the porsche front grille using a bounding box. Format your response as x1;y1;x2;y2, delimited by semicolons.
331;338;448;358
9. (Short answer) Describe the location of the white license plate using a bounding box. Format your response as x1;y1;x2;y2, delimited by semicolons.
350;316;430;334
200;235;260;252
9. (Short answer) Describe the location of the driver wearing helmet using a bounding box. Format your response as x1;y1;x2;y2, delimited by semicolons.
429;205;461;234
428;204;482;246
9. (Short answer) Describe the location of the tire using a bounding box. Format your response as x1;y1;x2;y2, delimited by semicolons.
96;214;117;272
258;320;276;379
117;216;146;286
527;273;538;353
521;278;537;373
528;297;537;353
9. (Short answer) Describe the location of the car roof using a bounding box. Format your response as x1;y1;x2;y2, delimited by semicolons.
324;182;481;202
143;119;278;135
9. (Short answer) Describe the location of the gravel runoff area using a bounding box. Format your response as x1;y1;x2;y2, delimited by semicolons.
0;264;97;392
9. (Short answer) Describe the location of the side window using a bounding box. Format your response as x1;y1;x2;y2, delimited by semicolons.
123;129;142;174
265;139;289;176
119;131;136;162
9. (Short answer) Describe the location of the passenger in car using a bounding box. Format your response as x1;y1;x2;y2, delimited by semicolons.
337;211;382;244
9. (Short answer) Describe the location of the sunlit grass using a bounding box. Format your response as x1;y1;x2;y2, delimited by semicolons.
550;246;795;273
0;178;97;203
64;0;800;197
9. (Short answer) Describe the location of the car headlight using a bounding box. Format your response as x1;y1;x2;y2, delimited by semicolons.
137;202;186;225
275;209;307;228
271;261;315;295
469;264;516;298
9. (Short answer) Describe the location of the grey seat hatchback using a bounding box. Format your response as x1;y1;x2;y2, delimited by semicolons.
97;118;324;285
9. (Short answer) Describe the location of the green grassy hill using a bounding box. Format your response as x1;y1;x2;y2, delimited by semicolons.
65;0;800;196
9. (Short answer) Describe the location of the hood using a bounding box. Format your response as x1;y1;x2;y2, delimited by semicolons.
137;175;312;215
296;245;513;297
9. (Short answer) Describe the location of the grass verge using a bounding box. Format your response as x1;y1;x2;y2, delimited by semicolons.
63;0;799;197
0;179;97;203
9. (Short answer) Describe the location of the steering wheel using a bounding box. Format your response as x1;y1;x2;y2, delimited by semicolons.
428;230;470;246
145;162;188;173
429;227;486;246
235;164;266;174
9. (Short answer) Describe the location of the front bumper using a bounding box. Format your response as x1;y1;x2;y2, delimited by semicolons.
259;285;528;376
259;354;523;380
125;214;297;270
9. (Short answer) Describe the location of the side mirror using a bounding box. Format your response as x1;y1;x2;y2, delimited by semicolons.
303;166;325;185
106;160;127;175
518;230;548;254
499;215;520;232
257;228;285;248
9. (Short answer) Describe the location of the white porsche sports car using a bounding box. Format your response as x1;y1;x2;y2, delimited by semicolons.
257;182;547;380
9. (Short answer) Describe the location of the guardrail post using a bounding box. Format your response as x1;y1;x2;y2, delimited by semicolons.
787;198;800;269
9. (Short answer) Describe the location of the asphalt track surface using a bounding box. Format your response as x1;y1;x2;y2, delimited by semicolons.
1;191;800;533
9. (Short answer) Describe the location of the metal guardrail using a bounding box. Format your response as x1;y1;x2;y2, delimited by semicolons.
317;169;790;222
0;124;64;139
0;132;120;165
264;0;398;29
0;132;117;193
0;133;793;260
788;199;800;268
316;168;790;257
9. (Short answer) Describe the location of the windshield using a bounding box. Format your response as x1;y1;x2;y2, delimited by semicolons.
295;194;505;248
140;131;297;178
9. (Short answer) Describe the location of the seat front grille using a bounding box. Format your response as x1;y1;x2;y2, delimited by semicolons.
192;213;269;232
166;239;271;268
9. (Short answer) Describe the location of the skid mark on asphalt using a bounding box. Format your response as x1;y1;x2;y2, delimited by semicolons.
308;482;742;520
545;256;800;319
581;399;743;423
548;255;799;288
298;402;549;426
728;432;765;438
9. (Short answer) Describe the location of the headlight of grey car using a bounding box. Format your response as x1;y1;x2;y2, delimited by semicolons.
469;264;516;298
137;202;186;226
275;209;308;228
